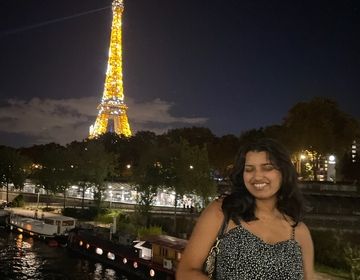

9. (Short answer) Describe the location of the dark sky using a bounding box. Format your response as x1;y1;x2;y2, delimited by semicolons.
0;0;359;147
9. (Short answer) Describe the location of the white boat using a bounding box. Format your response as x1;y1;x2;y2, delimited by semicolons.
8;213;76;239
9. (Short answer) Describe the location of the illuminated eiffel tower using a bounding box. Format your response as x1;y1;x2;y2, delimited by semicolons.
89;0;131;138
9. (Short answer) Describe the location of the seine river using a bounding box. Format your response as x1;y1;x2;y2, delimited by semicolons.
0;229;129;280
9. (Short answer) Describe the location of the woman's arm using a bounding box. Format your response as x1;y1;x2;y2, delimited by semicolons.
296;222;314;280
176;199;224;280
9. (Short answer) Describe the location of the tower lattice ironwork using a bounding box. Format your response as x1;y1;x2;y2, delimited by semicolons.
89;0;131;138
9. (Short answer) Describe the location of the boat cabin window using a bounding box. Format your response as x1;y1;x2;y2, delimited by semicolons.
62;220;75;226
44;219;55;225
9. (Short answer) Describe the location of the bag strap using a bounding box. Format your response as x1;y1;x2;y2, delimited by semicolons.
217;212;229;239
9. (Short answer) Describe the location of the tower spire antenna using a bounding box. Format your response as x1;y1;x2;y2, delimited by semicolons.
89;0;131;138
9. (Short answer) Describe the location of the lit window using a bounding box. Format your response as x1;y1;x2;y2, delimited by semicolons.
107;252;115;260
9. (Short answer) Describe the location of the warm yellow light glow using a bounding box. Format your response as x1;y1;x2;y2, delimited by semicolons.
89;0;131;139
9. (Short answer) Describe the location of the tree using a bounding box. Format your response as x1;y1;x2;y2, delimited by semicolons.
164;127;216;147
282;97;360;179
238;128;267;147
159;139;215;233
132;143;164;227
207;134;240;179
30;144;67;208
187;145;216;206
339;151;360;183
68;140;116;209
0;146;29;203
95;132;134;181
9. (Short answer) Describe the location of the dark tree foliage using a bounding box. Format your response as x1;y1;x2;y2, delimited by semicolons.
283;97;359;156
0;146;29;203
339;152;360;183
163;127;216;147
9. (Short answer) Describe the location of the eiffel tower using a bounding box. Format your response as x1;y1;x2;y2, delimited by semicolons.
89;0;131;138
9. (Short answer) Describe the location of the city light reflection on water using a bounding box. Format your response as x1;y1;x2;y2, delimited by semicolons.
0;230;128;280
13;233;42;279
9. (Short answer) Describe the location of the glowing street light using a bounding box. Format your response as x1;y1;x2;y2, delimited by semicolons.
327;155;336;182
296;153;306;177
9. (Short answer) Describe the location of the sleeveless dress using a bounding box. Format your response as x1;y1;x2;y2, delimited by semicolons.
215;223;304;280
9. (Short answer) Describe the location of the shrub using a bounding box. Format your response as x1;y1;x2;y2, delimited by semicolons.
94;209;122;224
137;226;163;239
11;194;25;207
344;245;360;280
311;229;359;272
62;206;99;220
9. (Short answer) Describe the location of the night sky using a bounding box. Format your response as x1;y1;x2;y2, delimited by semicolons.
0;0;359;147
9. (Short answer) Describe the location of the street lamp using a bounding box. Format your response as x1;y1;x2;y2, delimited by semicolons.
327;155;336;182
108;186;112;208
36;188;41;209
296;154;306;177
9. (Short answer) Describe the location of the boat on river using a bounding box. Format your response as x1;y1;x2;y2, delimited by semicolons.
8;212;76;245
68;229;187;280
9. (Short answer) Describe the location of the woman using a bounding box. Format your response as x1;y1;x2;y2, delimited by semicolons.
176;138;314;279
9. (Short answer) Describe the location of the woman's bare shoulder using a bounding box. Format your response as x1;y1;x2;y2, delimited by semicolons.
295;222;311;234
204;198;223;212
294;222;313;246
198;198;224;222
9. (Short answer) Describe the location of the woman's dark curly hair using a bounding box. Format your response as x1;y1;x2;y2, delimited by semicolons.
222;138;305;226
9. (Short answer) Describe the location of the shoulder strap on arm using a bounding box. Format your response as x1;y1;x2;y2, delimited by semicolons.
218;212;229;238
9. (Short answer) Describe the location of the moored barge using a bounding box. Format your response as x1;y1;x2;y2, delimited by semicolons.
7;212;76;245
68;229;187;280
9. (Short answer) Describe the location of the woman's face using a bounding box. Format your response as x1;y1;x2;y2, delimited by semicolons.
243;151;282;201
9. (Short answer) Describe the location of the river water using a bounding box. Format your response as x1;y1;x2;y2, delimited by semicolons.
0;229;129;280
